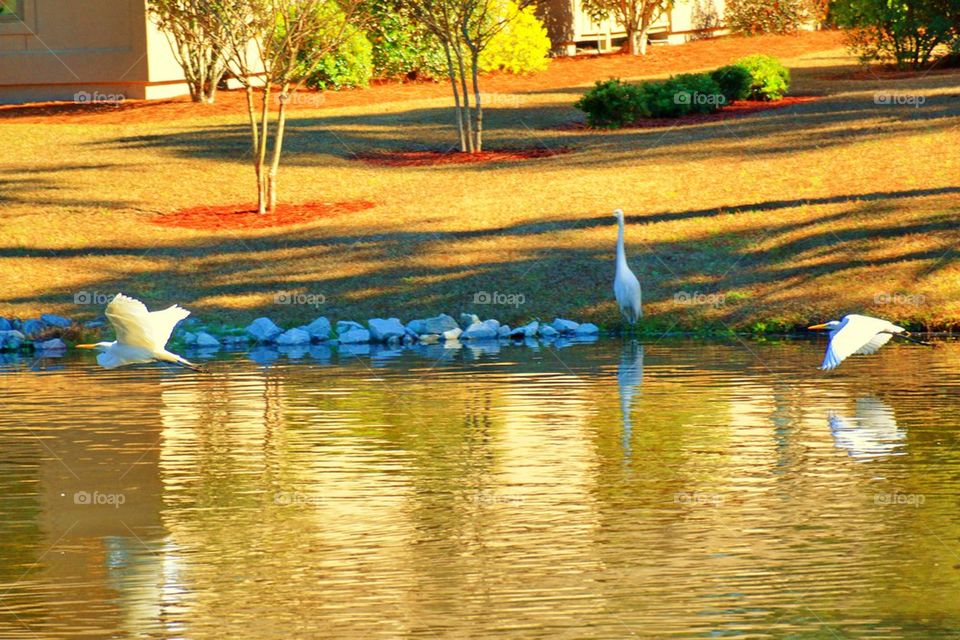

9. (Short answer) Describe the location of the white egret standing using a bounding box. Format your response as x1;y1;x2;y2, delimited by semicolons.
613;208;642;324
76;293;202;371
808;313;932;370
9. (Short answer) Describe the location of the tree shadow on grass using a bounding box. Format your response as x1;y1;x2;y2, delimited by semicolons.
4;189;958;330
86;87;960;174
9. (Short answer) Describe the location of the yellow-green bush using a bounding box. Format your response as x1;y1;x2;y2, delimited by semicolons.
479;3;551;74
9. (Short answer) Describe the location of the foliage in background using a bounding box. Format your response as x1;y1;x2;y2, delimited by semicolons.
479;2;551;73
580;0;674;55
363;0;447;79
725;0;818;34
302;23;373;89
148;0;230;103
832;0;960;68
735;54;791;100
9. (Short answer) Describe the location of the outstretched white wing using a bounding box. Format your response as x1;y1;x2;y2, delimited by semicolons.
105;293;189;352
820;315;895;370
854;333;894;355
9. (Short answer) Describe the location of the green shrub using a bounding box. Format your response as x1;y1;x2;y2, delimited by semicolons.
734;54;790;100
574;79;645;128
710;64;753;102
726;0;818;34
304;25;374;90
479;2;551;74
832;0;960;69
638;73;726;117
364;0;447;80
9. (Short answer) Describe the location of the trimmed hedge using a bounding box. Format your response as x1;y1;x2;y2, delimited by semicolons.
575;55;792;127
736;54;791;101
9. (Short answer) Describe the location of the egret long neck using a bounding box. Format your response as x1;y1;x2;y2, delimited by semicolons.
616;217;629;272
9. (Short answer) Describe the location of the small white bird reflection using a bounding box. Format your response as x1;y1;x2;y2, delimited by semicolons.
617;342;644;459
828;396;906;461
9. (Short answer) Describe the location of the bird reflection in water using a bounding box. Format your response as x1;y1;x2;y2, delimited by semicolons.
617;341;644;462
828;396;906;461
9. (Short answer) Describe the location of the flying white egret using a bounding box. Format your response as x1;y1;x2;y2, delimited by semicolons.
613;208;642;324
76;293;203;371
808;313;933;370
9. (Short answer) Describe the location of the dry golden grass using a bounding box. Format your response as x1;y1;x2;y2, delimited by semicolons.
1;33;959;333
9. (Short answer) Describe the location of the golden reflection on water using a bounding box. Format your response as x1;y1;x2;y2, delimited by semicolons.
1;339;960;638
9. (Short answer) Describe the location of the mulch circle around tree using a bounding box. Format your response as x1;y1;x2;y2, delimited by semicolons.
151;200;375;230
557;96;821;131
355;147;572;167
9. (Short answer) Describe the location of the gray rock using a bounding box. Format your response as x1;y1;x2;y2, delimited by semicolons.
420;334;441;345
21;319;44;338
84;319;107;329
404;326;419;341
0;330;25;352
276;328;311;346
339;328;370;344
406;319;426;335
539;325;559;338
180;331;198;346
368;317;406;342
575;322;600;336
512;321;539;338
442;327;462;341
551;318;580;334
336;320;365;335
195;332;221;348
36;338;67;352
460;313;481;329
41;314;72;328
246;317;282;343
305;317;331;341
11;319;21;330
423;314;459;334
498;325;512;338
402;335;415;346
462;320;498;340
0;318;10;332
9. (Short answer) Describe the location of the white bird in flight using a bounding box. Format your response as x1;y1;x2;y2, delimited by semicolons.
76;293;202;371
808;313;932;370
613;208;642;324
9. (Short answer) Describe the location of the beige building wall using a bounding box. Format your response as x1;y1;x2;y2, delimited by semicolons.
0;0;189;104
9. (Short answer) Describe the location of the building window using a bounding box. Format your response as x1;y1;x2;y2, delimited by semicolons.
0;0;21;19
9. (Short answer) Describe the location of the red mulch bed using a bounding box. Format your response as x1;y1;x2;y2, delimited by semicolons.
151;200;375;230
558;96;820;131
356;147;571;167
0;32;843;125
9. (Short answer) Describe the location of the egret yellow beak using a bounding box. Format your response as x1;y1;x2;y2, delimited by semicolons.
807;323;829;330
75;343;98;349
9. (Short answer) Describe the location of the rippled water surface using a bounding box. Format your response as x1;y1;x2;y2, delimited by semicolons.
2;339;960;639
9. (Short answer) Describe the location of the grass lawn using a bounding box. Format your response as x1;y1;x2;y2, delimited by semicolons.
2;31;959;335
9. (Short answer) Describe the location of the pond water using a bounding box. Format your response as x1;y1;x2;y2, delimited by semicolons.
1;338;959;639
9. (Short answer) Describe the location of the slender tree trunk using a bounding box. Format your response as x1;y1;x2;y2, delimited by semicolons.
441;39;467;152
453;46;474;153
268;84;291;213
470;50;483;152
627;28;639;55
256;84;272;214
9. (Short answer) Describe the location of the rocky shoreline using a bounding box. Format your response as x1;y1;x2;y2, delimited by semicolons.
0;312;601;356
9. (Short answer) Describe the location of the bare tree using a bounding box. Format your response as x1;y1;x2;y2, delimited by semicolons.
581;0;674;55
409;0;532;153
148;0;230;103
213;0;363;213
